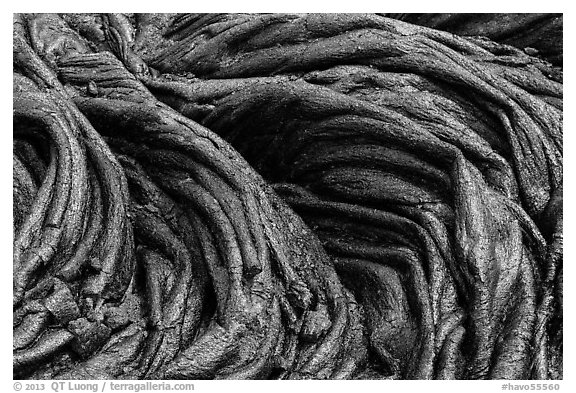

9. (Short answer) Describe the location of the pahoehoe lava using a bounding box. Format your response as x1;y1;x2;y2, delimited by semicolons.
13;13;563;380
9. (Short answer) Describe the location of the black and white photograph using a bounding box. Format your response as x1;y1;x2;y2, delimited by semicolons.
8;4;568;388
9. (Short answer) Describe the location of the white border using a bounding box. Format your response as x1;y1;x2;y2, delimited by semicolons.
3;3;572;391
